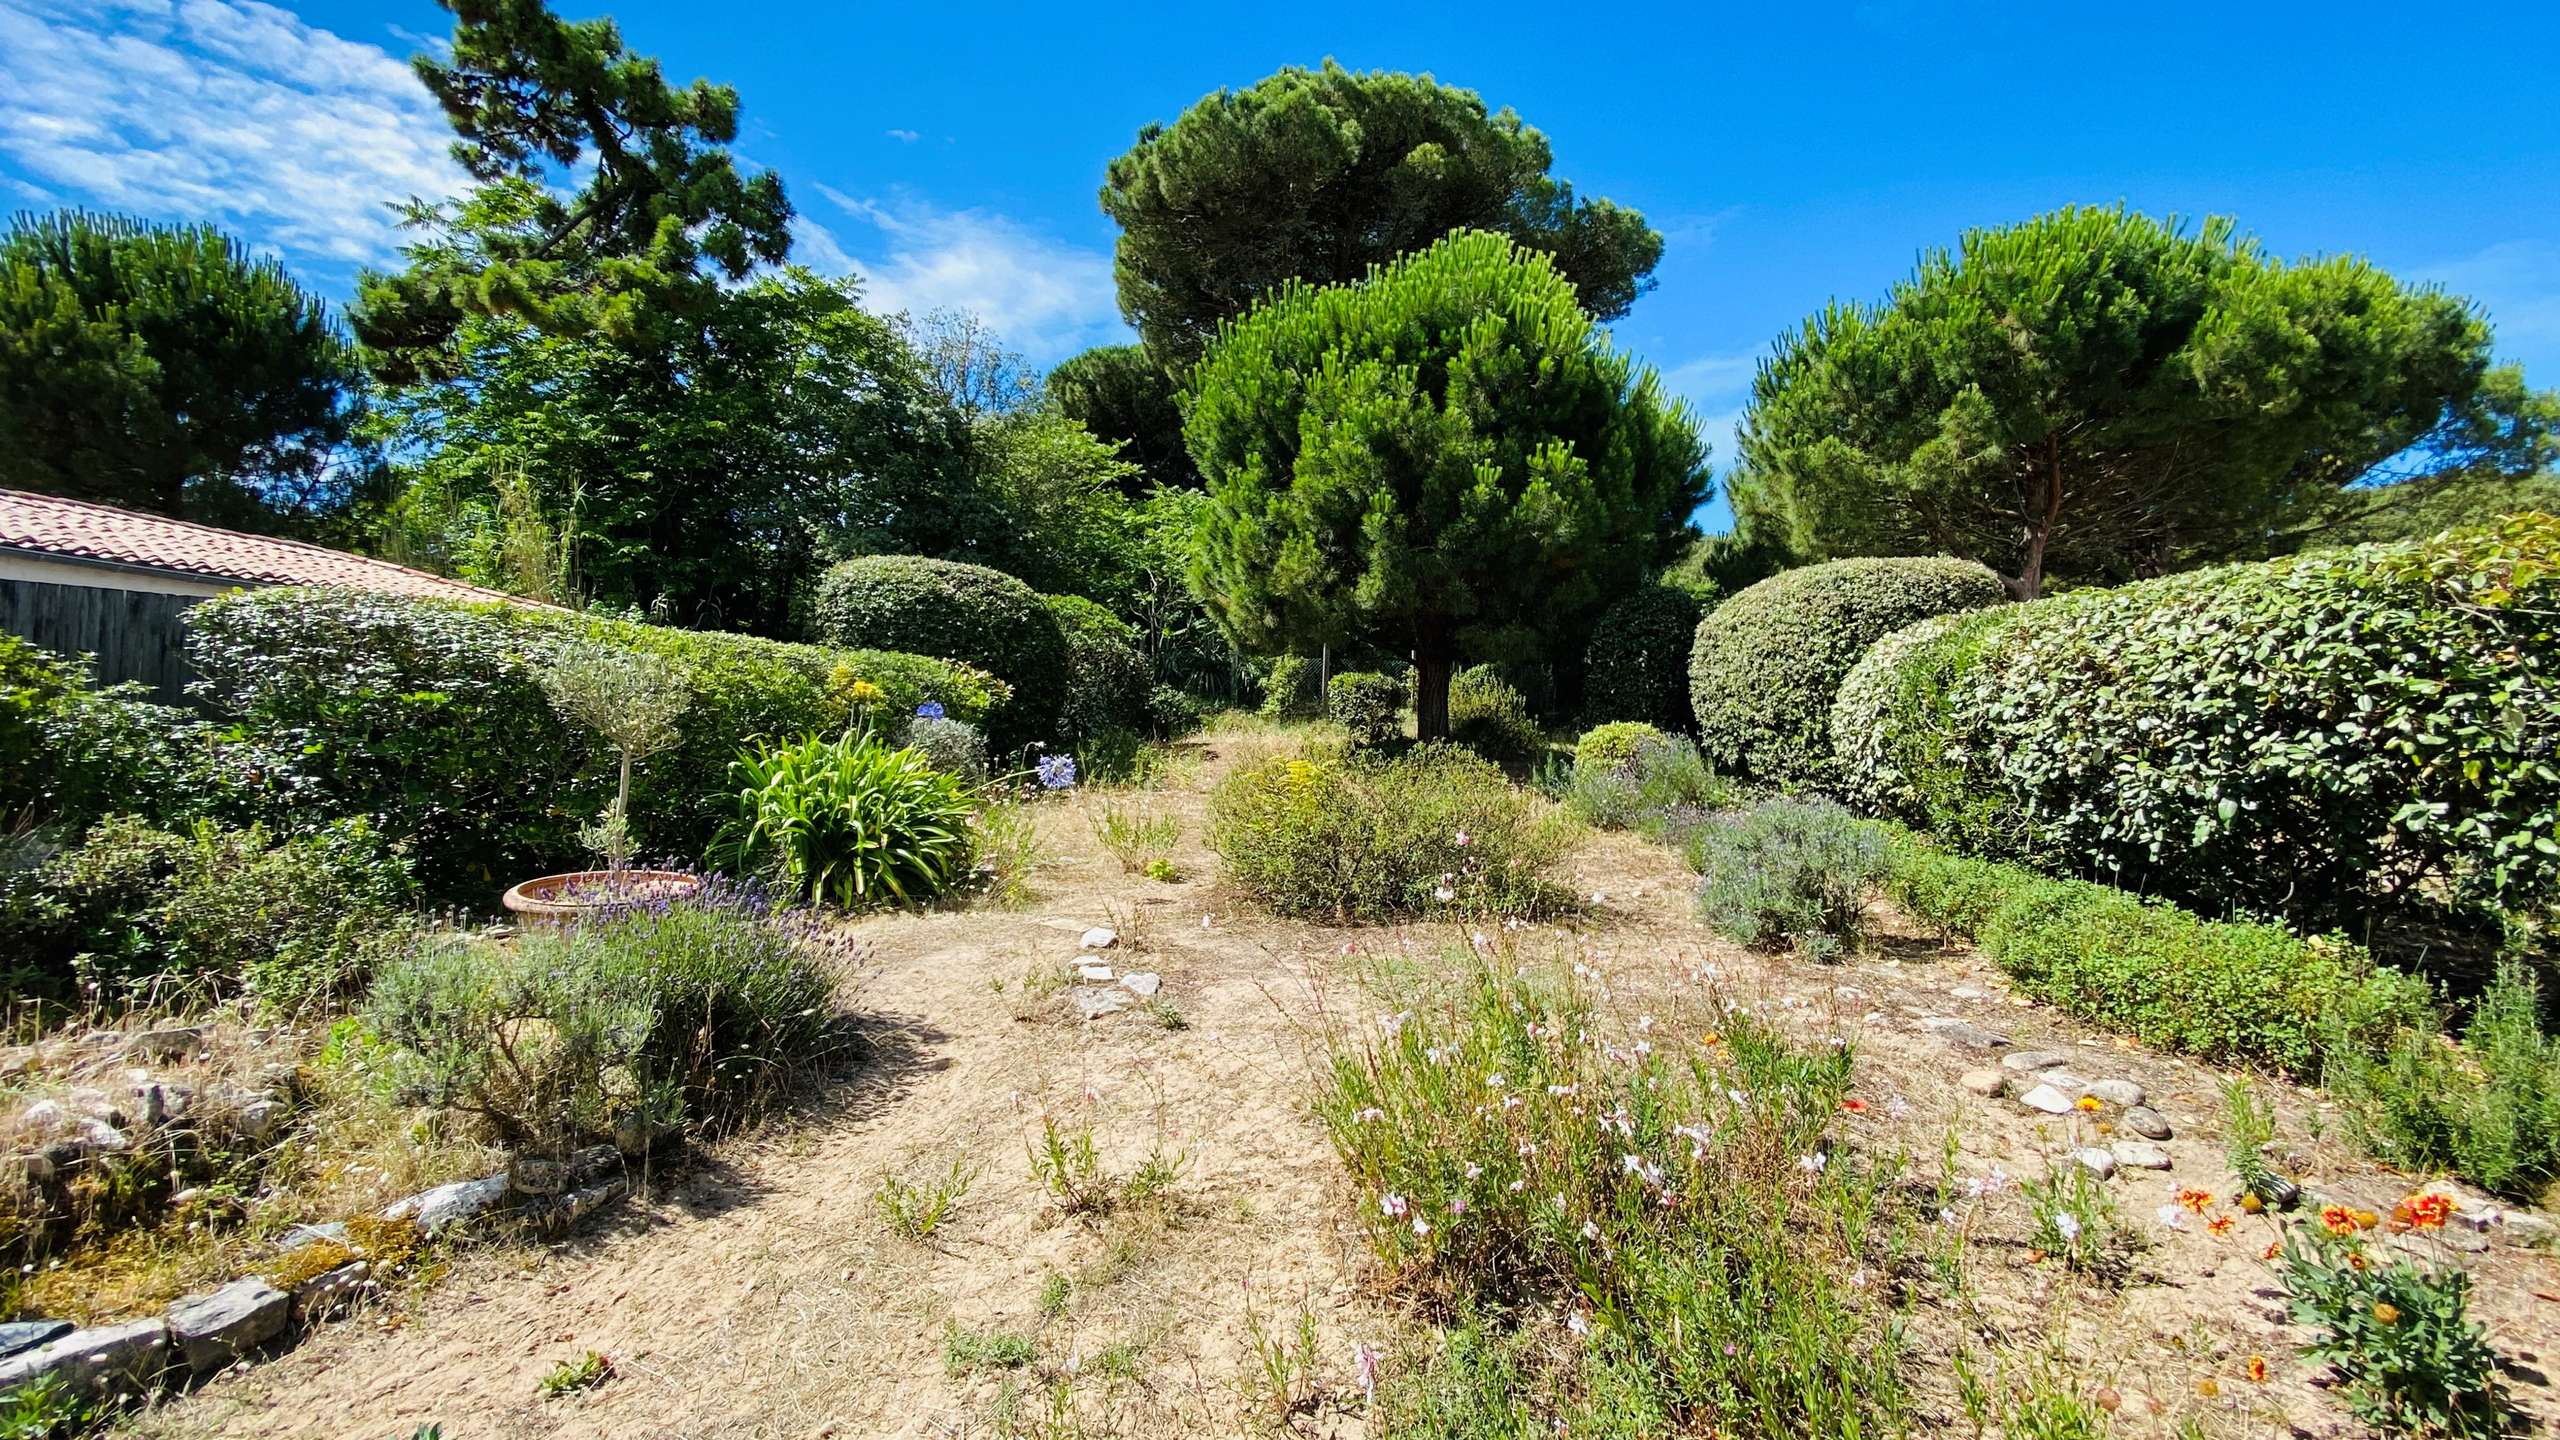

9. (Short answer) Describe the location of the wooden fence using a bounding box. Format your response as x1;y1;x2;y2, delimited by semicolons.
0;578;207;705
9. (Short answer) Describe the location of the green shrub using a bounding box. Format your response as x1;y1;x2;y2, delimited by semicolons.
1208;746;1573;921
368;884;841;1148
187;587;1002;899
0;635;71;819
1882;833;2433;1075
1584;581;1703;733
1566;733;1737;840
1145;684;1206;739
1046;594;1151;743
1835;516;2560;943
2331;965;2560;1200
719;731;979;910
1258;654;1324;720
1326;670;1404;749
2279;1225;2508;1437
1689;557;2006;791
1574;721;1663;773
1447;666;1543;762
1690;798;1887;961
805;555;1067;753
899;715;990;782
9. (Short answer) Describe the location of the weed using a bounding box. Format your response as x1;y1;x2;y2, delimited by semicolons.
1091;801;1180;875
874;1158;975;1240
0;1374;90;1440
1240;1287;1321;1421
946;1322;1039;1376
1027;1117;1185;1218
538;1350;613;1398
977;795;1051;909
2219;1075;2288;1205
1143;999;1188;1031
1141;857;1179;883
2331;963;2560;1199
2278;1223;2507;1436
1036;1271;1071;1317
2020;1160;2122;1277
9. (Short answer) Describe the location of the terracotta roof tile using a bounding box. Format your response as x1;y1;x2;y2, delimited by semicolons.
0;488;530;605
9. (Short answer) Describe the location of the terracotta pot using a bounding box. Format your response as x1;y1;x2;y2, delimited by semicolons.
500;869;701;933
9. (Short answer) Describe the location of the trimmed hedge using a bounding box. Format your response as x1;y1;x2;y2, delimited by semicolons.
1585;581;1703;733
1328;670;1404;748
1883;832;2429;1076
1835;515;2560;938
1690;557;2005;791
1574;721;1664;773
1046;593;1151;743
188;587;1005;900
806;555;1068;753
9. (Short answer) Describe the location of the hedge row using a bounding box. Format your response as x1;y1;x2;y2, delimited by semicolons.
1882;832;2430;1077
1834;515;2560;939
806;555;1066;754
1584;580;1701;733
187;587;1006;899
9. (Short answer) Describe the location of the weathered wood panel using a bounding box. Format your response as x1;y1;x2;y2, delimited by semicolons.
0;578;207;704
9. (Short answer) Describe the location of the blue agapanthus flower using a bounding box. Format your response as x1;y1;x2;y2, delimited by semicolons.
915;701;946;720
1035;753;1078;790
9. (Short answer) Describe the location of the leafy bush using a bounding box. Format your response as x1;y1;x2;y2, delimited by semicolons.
1326;670;1404;749
1690;798;1887;960
1574;721;1663;774
719;731;979;910
1446;666;1543;762
1322;960;1913;1433
187;587;1002;899
1882;833;2433;1075
1046;593;1151;743
1258;654;1324;720
805;555;1068;753
1689;557;2005;791
1208;745;1573;921
2279;1224;2508;1437
0;635;71;819
1145;684;1206;739
368;884;841;1149
1584;580;1703;732
1834;516;2560;942
1565;733;1737;840
2331;965;2560;1200
899;715;990;783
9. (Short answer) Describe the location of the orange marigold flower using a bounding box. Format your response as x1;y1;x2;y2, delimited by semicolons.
2353;1208;2379;1230
2347;1250;2370;1271
2246;1355;2268;1384
2373;1301;2401;1324
2207;1215;2235;1237
1840;1098;1869;1114
2196;1378;2220;1399
2240;1191;2265;1215
2320;1205;2359;1237
2176;1187;2214;1215
2401;1193;2455;1230
2262;1241;2282;1261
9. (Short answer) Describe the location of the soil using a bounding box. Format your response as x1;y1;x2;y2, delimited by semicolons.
125;732;2560;1439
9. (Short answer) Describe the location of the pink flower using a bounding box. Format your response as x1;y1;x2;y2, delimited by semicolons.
1354;1341;1381;1398
1380;1192;1408;1218
1412;1216;1431;1238
1449;1195;1468;1216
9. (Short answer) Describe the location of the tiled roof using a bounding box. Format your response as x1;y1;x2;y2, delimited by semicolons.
0;488;529;605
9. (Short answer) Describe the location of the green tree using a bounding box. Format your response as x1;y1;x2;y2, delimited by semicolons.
1734;205;2540;597
353;0;791;382
0;211;369;532
1045;344;1196;493
1183;230;1707;739
1101;61;1663;367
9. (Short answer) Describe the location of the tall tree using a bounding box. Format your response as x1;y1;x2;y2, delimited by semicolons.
1045;344;1196;494
1733;205;2541;598
1183;230;1707;739
353;0;791;382
1101;61;1663;367
0;211;370;533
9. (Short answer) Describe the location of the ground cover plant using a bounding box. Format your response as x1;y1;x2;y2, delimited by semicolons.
2329;964;2560;1200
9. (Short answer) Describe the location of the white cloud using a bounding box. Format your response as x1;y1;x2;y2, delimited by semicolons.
2419;239;2560;350
810;185;1126;362
884;128;919;143
0;0;465;268
1659;349;1762;401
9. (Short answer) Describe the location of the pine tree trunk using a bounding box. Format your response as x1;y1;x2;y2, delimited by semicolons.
1413;620;1454;742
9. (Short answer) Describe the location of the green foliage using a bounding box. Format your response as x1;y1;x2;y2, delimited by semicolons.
899;716;989;783
1835;516;2560;943
959;407;1154;606
1145;684;1206;739
1689;556;2005;790
0;210;368;532
1258;654;1324;720
1325;671;1405;749
1882;833;2433;1075
369;887;838;1149
536;641;693;869
1690;798;1887;961
353;2;791;380
1046;593;1151;743
1573;722;1664;774
1565;733;1738;839
1090;800;1180;875
1208;746;1574;922
945;1323;1038;1375
1024;1115;1184;1218
0;635;72;819
719;731;979;911
1184;229;1707;740
807;555;1068;754
2279;1226;2508;1437
873;1158;974;1240
2331;965;2560;1200
1583;582;1703;733
2312;458;2560;548
539;1351;614;1398
1322;960;1912;1434
186;587;1001;898
0;1373;90;1440
1447;666;1544;763
1734;204;2541;597
1044;343;1195;492
1100;61;1663;365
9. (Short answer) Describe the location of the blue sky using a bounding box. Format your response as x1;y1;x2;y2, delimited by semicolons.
5;1;2557;530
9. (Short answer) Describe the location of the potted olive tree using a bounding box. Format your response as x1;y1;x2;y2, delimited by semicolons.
501;640;699;929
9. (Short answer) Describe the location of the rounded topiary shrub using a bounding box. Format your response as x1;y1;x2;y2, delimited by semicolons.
1259;655;1324;720
1575;721;1664;774
1448;666;1544;763
1585;581;1704;732
1045;594;1151;743
808;556;1068;754
1689;557;2006;791
1838;515;2560;942
1327;671;1405;748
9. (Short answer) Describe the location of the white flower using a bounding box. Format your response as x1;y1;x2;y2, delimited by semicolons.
1566;1311;1590;1335
1581;1220;1602;1241
1433;885;1457;903
1485;1072;1506;1090
1411;1216;1431;1238
2155;1204;2189;1232
1796;1152;1828;1175
1380;1192;1408;1218
2052;1213;2083;1242
1355;1107;1385;1123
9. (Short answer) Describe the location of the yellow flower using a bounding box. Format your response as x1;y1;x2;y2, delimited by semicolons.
2373;1302;2401;1325
2074;1095;2102;1112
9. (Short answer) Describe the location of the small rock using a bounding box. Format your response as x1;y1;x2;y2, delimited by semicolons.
1920;1018;2011;1051
383;1173;510;1235
2017;1084;2074;1115
2085;1078;2146;1108
1080;927;1118;950
526;1177;629;1236
566;1145;624;1187
12;1151;53;1186
292;1262;374;1323
2123;1106;2174;1140
1949;985;1991;1000
2073;1147;2118;1179
274;1221;350;1255
79;1118;130;1155
612;1112;675;1158
0;1319;169;1399
2111;1141;2173;1171
124;1027;205;1062
508;1155;568;1197
0;1321;70;1360
2001;1050;2071;1073
1070;986;1132;1021
2488;1208;2558;1246
167;1278;289;1375
1075;961;1115;982
234;1099;286;1142
1119;972;1162;998
1959;1068;2006;1098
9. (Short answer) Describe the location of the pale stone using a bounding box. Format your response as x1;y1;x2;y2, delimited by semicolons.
2085;1078;2147;1108
2123;1106;2174;1140
1119;972;1162;998
2072;1147;2118;1179
383;1173;509;1235
2001;1050;2070;1073
2111;1141;2173;1171
167;1278;289;1374
1080;927;1118;950
2017;1084;2074;1115
1075;961;1115;982
0;1319;169;1399
1959;1068;2006;1098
